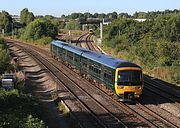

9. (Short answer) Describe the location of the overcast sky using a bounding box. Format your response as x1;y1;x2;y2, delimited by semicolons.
1;0;180;16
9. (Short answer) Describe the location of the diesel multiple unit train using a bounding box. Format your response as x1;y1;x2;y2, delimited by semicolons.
51;40;144;100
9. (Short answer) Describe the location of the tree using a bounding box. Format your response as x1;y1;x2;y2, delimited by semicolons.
20;8;29;25
70;13;80;19
20;8;34;26
0;38;10;74
84;12;92;18
61;14;65;18
107;12;118;19
0;11;12;33
65;20;80;30
26;12;34;25
22;18;58;40
118;13;130;19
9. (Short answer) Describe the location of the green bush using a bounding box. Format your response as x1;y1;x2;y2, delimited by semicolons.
0;38;11;74
36;36;53;45
21;18;58;41
65;20;80;30
0;89;45;128
102;14;180;85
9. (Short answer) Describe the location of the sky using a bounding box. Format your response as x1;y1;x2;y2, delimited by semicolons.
1;0;180;17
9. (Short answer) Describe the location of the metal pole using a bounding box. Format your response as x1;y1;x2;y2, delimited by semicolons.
100;22;103;40
11;23;13;38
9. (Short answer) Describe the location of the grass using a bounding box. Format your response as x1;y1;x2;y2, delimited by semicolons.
58;101;70;116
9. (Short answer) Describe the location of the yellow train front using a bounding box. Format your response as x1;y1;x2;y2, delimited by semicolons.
89;29;94;34
114;67;144;101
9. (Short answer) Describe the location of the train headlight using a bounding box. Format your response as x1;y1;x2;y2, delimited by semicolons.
135;86;141;90
117;86;124;89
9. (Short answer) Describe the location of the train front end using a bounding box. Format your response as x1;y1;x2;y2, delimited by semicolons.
115;67;144;101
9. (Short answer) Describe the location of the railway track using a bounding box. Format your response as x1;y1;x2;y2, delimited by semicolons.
85;34;96;51
85;34;104;53
7;39;179;127
7;39;158;128
76;34;180;127
139;77;180;127
128;102;179;128
77;34;180;127
9;43;103;128
77;33;104;53
76;33;89;47
8;41;128;128
144;76;180;101
144;81;180;106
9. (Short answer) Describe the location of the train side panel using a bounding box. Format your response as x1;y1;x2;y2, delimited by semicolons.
80;56;115;90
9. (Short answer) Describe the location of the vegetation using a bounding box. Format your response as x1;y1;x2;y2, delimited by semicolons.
0;38;45;127
0;89;45;128
65;20;80;30
23;18;57;39
64;11;118;20
1;8;58;45
0;11;13;34
19;18;58;44
20;8;35;26
103;14;180;85
0;38;11;74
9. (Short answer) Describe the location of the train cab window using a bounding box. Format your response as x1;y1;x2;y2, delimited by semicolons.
117;70;142;85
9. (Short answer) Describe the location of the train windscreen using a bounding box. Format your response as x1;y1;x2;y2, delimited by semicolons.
117;70;142;86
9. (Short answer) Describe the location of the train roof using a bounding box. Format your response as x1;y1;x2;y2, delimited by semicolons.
63;44;88;55
51;40;68;48
51;40;88;55
51;40;141;69
81;50;140;69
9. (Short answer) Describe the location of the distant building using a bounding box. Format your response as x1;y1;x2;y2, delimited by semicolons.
103;18;111;25
1;74;14;90
11;15;20;23
134;19;147;22
11;15;23;28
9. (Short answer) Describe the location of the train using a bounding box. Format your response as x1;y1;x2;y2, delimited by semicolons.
89;29;94;34
50;40;144;101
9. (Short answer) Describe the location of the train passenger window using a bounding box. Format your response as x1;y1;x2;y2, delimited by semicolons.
93;68;96;72
104;72;112;80
97;69;101;74
94;68;101;74
89;65;93;70
67;55;73;60
67;52;73;60
62;50;66;55
74;58;78;62
83;63;87;67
